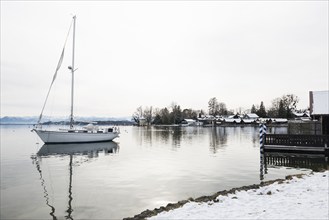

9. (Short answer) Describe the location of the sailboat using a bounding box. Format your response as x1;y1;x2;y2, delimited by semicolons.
33;16;119;144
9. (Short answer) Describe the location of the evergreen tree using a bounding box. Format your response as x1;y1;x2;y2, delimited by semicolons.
257;101;267;117
270;94;299;119
160;108;170;124
153;114;162;124
251;104;257;113
182;109;198;120
170;104;182;124
278;100;286;118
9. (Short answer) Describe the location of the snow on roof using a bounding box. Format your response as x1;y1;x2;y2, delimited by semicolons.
228;114;241;119
273;118;288;123
245;113;259;118
224;118;241;123
183;119;195;122
242;119;255;123
198;117;214;121
293;112;309;117
311;90;329;115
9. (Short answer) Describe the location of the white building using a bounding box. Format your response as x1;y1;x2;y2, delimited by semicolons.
244;113;259;120
181;119;196;126
309;90;329;134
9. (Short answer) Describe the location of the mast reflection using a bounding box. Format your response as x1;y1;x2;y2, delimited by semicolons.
32;141;119;220
31;155;57;220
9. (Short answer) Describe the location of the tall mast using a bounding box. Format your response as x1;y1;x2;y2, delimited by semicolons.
69;16;76;129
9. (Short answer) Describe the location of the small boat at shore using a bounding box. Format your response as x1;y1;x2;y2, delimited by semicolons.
33;16;119;144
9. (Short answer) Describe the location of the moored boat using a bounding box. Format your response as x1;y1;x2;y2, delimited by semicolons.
33;16;119;143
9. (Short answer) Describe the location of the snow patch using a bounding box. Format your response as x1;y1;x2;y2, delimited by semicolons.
150;171;329;220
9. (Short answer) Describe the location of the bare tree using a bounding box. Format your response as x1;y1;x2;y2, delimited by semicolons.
143;106;153;125
269;94;299;118
218;102;227;115
208;97;219;116
132;106;143;124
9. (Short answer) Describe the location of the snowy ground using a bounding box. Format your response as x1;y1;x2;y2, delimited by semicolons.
149;171;329;220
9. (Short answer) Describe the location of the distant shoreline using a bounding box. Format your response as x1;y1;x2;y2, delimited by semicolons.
0;123;35;125
0;120;135;126
0;123;289;127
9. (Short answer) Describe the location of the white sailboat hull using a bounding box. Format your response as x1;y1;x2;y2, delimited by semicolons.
34;129;119;144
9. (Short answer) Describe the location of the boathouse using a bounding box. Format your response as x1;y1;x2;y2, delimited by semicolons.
224;118;241;124
263;91;329;155
181;119;197;126
244;113;259;120
310;90;329;135
138;117;147;126
198;115;215;126
228;114;242;119
293;112;311;121
266;118;288;124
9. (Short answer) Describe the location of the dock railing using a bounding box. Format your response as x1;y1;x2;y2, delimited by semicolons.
264;152;329;171
265;134;329;148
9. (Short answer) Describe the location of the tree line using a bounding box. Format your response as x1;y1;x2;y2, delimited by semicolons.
132;94;301;125
132;103;202;125
251;94;299;118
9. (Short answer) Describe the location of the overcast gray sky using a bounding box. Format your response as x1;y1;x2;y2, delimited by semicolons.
1;1;328;118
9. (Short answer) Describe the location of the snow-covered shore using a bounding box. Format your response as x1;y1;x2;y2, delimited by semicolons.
148;171;328;220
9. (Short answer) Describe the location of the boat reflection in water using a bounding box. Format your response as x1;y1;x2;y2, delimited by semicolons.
37;141;119;157
31;141;119;220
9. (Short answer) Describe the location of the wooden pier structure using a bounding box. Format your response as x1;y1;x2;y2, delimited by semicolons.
263;134;329;155
263;152;328;171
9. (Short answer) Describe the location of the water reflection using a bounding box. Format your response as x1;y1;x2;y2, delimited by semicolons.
134;126;182;148
135;127;153;146
37;141;119;157
134;126;229;153
158;127;171;145
209;127;228;154
172;127;182;147
32;155;57;220
4;125;329;219
263;152;329;171
267;126;288;134
251;127;259;146
31;141;119;220
260;152;329;180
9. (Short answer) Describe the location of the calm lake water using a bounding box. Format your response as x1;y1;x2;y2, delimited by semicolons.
1;125;327;219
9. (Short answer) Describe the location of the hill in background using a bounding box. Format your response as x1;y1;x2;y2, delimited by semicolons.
0;116;133;125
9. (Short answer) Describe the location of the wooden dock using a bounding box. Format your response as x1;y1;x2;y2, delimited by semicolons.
263;152;329;171
263;134;329;155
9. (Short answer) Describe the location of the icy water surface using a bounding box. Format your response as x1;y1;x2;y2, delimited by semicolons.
1;125;327;219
